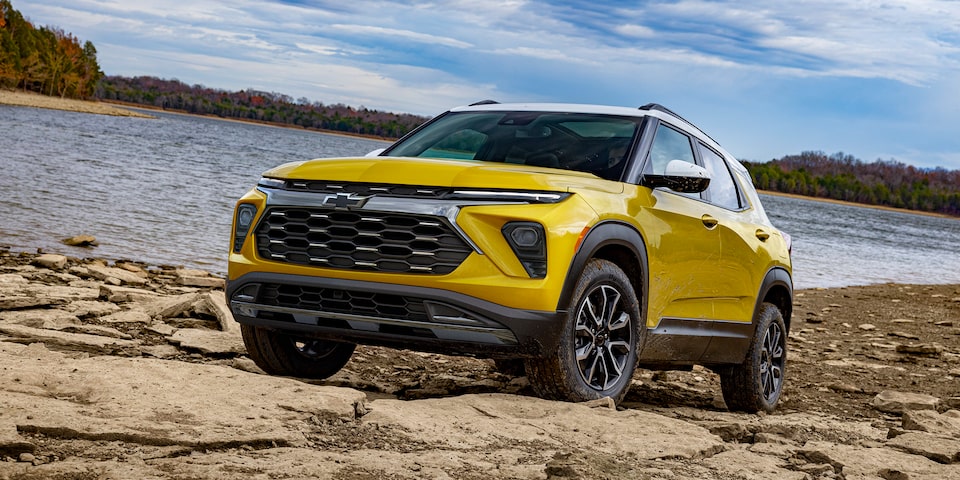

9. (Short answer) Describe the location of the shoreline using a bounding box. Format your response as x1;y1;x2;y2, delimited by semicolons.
0;89;153;118
758;189;959;220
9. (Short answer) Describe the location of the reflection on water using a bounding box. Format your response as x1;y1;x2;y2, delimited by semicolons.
2;105;959;289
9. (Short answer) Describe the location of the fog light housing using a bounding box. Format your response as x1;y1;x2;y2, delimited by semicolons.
233;204;258;253
502;222;547;278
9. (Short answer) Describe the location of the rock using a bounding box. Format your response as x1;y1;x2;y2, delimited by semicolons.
0;421;36;457
0;309;81;328
0;296;66;310
62;300;122;317
362;394;725;460
902;409;960;437
0;323;140;351
886;431;960;464
799;441;953;477
61;235;98;247
146;322;177;336
142;292;202;319
99;284;160;303
0;341;365;449
858;323;877;331
193;292;237;333
896;343;944;356
101;309;153;324
936;321;955;327
33;254;67;269
872;390;940;414
167;328;245;355
18;452;36;463
178;275;225;289
85;264;147;285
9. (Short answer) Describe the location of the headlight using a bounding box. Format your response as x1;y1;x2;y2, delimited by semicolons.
257;177;286;189
233;204;258;253
502;222;547;278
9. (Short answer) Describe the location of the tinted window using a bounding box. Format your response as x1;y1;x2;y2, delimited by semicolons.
646;124;695;175
385;111;642;181
699;143;742;210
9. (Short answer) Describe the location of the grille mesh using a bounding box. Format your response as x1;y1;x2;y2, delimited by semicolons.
254;207;472;274
259;283;428;321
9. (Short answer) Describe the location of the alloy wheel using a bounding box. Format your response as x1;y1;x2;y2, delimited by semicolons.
574;284;633;391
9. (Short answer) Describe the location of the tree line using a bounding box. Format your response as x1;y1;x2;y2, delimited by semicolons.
0;0;102;98
96;75;429;139
743;151;960;217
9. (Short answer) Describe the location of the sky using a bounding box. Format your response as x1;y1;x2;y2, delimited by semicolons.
16;0;960;170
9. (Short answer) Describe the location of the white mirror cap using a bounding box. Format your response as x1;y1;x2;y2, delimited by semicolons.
365;148;386;157
664;159;711;179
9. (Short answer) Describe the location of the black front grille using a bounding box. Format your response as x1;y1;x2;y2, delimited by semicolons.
259;283;428;321
254;207;472;274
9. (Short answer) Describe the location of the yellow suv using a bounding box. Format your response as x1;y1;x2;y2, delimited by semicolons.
227;102;793;412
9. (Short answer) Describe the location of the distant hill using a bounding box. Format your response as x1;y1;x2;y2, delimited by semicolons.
96;75;429;139
743;151;960;217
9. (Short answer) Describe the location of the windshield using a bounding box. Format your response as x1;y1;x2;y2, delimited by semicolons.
383;111;643;181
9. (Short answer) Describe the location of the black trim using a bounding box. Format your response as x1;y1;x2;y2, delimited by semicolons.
226;272;564;357
639;318;754;366
557;221;649;316
753;267;794;333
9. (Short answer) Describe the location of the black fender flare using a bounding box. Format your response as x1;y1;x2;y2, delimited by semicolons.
556;221;649;316
752;266;794;333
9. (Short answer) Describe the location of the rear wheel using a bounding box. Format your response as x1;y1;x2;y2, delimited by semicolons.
241;324;355;379
525;259;642;405
719;303;787;413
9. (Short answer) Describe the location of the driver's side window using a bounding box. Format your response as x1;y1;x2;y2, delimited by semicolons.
646;124;696;175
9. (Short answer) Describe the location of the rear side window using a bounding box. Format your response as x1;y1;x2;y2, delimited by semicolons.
698;143;742;210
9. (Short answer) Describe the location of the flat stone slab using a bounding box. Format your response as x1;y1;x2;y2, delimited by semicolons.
363;393;725;460
167;328;245;355
0;323;139;350
0;342;366;449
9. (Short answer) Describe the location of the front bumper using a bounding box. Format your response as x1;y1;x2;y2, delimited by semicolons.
227;272;564;358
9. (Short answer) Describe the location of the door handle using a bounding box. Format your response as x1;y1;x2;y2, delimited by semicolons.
701;214;718;229
756;229;770;241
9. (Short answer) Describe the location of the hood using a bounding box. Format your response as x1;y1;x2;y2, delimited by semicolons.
263;156;624;194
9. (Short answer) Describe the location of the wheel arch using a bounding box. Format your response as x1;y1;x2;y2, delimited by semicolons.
557;221;649;315
754;267;793;334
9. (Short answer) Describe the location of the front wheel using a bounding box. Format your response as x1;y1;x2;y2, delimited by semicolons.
525;259;643;405
241;324;355;379
719;303;787;413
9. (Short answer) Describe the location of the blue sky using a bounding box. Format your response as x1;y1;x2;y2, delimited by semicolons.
18;0;960;169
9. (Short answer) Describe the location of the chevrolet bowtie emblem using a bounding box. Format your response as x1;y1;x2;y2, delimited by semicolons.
324;193;368;210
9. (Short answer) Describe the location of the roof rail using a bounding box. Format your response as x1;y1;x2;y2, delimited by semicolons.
639;103;720;147
469;99;500;106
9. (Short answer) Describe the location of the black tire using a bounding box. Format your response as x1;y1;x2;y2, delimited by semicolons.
241;324;355;379
525;259;643;405
492;358;527;377
720;303;787;413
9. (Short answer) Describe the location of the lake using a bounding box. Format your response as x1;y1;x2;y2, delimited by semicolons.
2;105;959;290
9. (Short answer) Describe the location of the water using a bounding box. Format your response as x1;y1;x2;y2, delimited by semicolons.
3;106;960;289
1;106;389;272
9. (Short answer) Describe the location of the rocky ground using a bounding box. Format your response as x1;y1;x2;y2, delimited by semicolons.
1;248;958;479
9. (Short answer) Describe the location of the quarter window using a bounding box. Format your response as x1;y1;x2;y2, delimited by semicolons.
699;143;742;210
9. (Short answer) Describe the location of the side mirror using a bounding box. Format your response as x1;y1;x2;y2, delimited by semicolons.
365;148;386;157
643;159;711;193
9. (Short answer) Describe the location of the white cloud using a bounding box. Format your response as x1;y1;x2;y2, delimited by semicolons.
325;24;473;49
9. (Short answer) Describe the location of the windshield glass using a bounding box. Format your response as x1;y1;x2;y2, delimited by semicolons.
384;111;642;181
